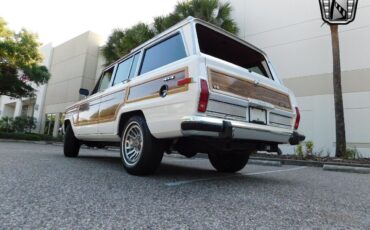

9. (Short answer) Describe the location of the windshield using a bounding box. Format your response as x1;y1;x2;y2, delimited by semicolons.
196;24;273;79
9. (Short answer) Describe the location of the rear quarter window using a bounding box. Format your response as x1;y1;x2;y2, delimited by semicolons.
139;33;186;75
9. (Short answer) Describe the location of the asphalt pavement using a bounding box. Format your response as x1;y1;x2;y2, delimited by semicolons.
0;142;369;229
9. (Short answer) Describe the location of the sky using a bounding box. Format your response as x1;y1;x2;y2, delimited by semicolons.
0;0;179;46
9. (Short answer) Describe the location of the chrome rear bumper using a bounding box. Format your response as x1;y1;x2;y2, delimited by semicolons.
181;116;304;145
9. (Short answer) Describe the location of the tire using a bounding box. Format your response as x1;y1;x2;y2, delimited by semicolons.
64;125;81;157
120;116;164;175
208;151;250;173
178;149;197;158
277;147;282;156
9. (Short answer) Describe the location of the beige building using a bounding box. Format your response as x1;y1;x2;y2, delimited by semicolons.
227;0;370;157
42;31;104;136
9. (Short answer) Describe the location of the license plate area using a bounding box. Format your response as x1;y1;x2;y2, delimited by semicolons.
249;107;267;125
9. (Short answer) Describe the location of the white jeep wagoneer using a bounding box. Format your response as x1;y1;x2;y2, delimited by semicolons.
63;17;305;175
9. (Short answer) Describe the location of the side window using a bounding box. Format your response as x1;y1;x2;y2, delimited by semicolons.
98;67;114;92
113;57;133;85
129;53;140;79
249;66;265;76
140;33;186;75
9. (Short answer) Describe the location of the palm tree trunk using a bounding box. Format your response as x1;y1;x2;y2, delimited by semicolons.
330;25;346;157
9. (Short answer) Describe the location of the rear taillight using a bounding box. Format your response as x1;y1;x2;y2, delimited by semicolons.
198;79;209;112
294;107;300;130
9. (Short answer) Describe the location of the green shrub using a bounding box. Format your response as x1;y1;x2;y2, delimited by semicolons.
0;116;36;133
343;148;360;160
13;116;36;132
305;141;314;155
295;144;304;158
0;117;14;132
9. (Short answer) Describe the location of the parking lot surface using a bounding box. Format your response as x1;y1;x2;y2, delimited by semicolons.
0;142;369;229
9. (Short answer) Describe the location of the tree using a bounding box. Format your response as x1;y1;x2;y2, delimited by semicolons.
153;13;182;34
330;24;346;157
173;0;238;34
153;0;238;34
102;23;155;65
102;0;239;65
0;18;50;98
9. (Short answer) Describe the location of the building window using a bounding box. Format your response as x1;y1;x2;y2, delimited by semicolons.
44;113;56;136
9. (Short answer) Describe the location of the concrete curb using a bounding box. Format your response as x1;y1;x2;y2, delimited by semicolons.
249;159;282;167
250;156;370;173
106;147;120;152
250;157;324;168
323;164;370;174
322;161;370;168
0;138;52;145
195;155;370;172
0;138;66;147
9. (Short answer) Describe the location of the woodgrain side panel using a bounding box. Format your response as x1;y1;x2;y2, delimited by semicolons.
127;69;188;103
209;70;292;111
98;90;126;123
77;99;100;126
66;68;189;127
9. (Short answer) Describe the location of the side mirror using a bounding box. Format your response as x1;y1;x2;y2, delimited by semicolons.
79;88;89;97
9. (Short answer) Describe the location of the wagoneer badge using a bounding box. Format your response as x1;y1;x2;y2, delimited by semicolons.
319;0;358;25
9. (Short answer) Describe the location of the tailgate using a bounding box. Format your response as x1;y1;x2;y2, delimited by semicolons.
204;56;295;130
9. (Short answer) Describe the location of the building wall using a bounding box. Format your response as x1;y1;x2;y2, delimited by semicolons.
34;43;53;133
227;0;370;157
43;31;103;114
42;31;103;136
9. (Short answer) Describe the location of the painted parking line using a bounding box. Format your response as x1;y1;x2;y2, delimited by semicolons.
165;166;308;187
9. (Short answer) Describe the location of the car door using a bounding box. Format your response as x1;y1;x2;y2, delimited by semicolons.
75;67;114;136
97;53;141;135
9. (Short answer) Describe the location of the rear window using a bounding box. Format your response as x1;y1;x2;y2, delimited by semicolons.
140;33;186;75
196;24;273;79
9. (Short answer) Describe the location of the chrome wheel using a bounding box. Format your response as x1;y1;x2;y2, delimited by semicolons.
122;122;143;166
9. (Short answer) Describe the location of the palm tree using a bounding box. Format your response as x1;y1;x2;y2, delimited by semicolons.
330;24;346;157
103;0;238;66
153;13;182;34
154;0;238;34
174;0;238;34
102;29;125;66
102;23;154;65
